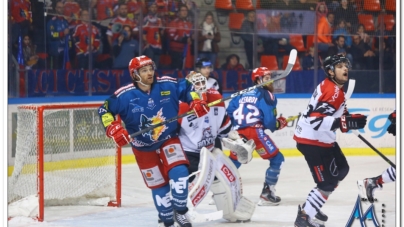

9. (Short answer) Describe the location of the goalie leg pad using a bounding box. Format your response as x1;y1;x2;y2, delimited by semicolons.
210;149;255;222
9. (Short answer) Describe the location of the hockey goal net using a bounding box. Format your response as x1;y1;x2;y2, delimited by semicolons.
8;103;121;221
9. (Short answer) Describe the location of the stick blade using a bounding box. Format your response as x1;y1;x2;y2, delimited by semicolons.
288;49;297;65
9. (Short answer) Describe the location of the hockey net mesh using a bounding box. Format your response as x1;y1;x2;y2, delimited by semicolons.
8;105;118;209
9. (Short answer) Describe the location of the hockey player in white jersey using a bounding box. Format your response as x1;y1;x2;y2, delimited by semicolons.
293;54;368;227
178;72;256;223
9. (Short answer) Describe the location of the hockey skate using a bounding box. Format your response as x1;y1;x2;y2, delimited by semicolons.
294;205;324;227
302;202;328;226
357;177;382;203
257;183;281;206
174;210;192;227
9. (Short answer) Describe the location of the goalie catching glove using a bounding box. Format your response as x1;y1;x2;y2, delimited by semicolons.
106;121;131;147
338;114;367;133
221;131;256;164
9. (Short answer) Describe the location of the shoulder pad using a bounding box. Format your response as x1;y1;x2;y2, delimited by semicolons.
114;83;136;96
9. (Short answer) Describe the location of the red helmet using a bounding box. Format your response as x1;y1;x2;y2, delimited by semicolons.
251;67;271;83
128;55;155;76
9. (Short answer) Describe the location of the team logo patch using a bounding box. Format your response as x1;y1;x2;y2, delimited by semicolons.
161;91;170;95
147;98;156;110
256;148;266;155
139;108;167;141
141;166;165;187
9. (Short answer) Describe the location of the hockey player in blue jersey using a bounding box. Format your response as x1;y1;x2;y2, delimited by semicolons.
98;55;210;227
226;67;289;206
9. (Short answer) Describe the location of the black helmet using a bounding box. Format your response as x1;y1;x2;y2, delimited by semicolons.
323;54;351;76
195;58;212;70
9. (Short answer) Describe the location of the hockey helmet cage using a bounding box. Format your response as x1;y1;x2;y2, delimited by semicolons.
323;54;351;75
128;55;156;77
251;67;271;84
187;72;207;93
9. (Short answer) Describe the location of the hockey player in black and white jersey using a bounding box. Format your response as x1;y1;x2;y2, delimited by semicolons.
195;58;222;94
293;54;368;227
357;110;396;203
177;72;256;223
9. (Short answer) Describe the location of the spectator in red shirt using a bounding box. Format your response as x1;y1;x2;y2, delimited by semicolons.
127;0;145;21
64;0;81;31
221;54;245;71
73;10;101;69
94;0;117;21
10;0;32;47
143;2;163;68
106;3;138;48
166;4;192;69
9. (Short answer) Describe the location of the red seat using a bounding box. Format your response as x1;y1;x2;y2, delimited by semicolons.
306;35;315;49
159;54;172;66
363;0;381;12
228;13;245;30
215;0;233;10
289;34;306;52
283;55;302;71
260;55;279;70
378;14;395;31
358;14;375;31
385;0;396;12
235;0;255;10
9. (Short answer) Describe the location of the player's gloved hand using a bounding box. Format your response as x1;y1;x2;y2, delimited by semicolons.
190;99;210;118
340;114;367;133
106;121;131;147
276;116;288;130
387;111;396;136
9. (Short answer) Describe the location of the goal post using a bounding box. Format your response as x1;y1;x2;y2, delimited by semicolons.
8;103;122;221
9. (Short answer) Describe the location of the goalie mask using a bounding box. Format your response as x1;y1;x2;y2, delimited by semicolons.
128;55;156;86
187;72;207;95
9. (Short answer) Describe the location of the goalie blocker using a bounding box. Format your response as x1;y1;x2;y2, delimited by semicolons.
187;148;255;223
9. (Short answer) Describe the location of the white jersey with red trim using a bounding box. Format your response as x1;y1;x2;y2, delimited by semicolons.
293;78;347;147
178;89;231;153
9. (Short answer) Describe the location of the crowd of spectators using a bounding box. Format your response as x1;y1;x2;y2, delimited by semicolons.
9;0;395;72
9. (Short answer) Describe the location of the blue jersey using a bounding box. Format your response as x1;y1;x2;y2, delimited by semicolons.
46;16;70;56
227;87;278;132
99;77;195;151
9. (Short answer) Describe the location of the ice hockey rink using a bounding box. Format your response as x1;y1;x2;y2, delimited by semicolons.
8;155;396;227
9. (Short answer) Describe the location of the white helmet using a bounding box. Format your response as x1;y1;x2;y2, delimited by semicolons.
187;72;207;94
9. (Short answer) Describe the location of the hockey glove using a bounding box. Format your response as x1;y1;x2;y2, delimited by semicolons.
190;99;210;118
276;116;288;130
221;131;256;164
106;121;131;147
387;111;396;136
339;114;367;133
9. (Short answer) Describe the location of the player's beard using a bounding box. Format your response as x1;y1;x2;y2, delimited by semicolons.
263;83;274;93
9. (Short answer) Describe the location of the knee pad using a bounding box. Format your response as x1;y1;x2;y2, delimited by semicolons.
337;164;350;181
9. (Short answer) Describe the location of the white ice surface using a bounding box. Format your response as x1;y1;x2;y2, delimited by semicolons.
8;156;396;227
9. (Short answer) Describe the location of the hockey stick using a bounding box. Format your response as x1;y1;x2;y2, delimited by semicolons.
129;49;298;138
345;79;396;168
352;130;396;168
